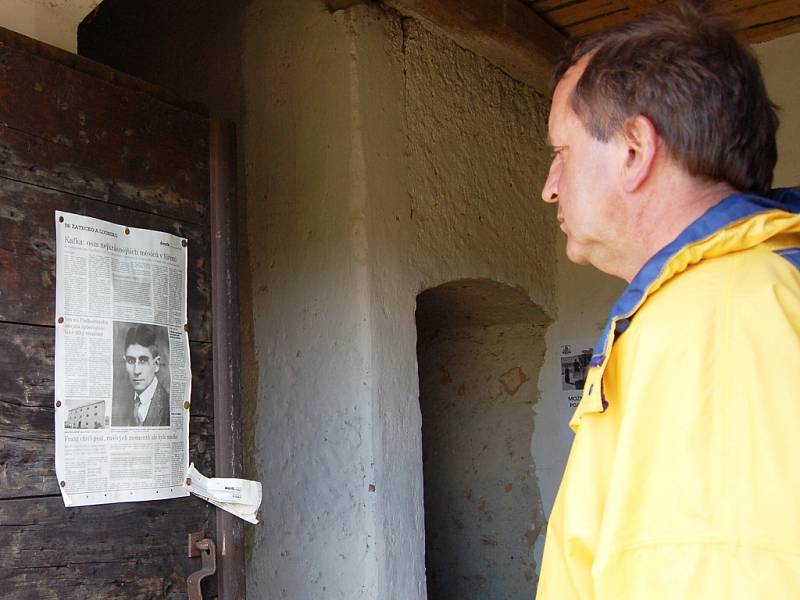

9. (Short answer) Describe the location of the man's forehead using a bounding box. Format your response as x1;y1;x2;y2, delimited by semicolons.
553;58;588;108
548;57;590;142
124;344;154;357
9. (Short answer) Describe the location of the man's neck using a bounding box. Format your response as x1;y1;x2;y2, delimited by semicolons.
617;176;738;282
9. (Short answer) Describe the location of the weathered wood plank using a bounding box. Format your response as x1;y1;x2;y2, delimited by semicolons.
729;0;800;29
524;0;800;45
0;179;211;341
324;0;366;9
557;0;800;40
0;37;209;223
561;1;659;37
740;16;800;43
0;25;208;116
0;322;214;498
523;0;571;13
1;422;214;496
0;423;214;498
538;0;629;28
382;0;566;96
0;494;217;599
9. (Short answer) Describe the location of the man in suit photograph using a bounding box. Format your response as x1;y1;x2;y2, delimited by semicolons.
111;323;170;427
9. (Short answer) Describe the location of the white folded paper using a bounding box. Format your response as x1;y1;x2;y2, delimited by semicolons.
185;463;262;524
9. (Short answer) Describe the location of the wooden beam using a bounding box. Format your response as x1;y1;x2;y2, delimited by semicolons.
324;0;367;10
383;0;566;96
739;16;800;44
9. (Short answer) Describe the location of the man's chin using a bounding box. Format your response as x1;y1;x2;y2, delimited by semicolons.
564;241;591;266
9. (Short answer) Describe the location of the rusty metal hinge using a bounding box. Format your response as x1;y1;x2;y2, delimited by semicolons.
187;532;216;600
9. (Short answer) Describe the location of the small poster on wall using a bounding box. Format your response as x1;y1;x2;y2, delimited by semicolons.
53;211;191;507
558;339;594;447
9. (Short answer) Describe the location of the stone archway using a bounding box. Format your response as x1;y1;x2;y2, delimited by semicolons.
416;279;550;599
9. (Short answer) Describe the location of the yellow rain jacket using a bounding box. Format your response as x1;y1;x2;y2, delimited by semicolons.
537;189;800;599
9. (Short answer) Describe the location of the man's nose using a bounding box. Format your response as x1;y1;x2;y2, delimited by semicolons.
542;165;559;203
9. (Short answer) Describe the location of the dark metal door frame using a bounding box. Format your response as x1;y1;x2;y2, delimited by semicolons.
209;118;245;599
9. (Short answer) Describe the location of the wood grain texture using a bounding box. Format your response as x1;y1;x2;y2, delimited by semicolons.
0;494;217;599
522;0;800;43
0;179;211;342
741;15;800;43
0;38;209;223
0;322;214;498
323;0;367;9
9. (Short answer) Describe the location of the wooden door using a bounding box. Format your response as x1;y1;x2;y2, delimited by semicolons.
0;26;242;599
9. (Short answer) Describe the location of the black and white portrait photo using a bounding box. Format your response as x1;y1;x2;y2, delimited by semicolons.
111;321;171;427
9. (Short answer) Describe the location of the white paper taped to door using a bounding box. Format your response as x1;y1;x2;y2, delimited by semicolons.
185;463;262;524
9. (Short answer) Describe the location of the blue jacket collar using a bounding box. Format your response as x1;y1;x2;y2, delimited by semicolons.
590;188;800;367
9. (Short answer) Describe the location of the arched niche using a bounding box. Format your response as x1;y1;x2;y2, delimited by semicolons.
416;278;550;599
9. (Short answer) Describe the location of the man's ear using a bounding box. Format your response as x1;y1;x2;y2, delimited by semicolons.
620;114;658;193
154;355;161;372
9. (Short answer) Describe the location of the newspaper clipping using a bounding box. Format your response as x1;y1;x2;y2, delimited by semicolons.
54;211;191;507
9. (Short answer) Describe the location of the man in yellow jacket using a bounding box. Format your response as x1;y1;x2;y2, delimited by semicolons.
538;4;800;598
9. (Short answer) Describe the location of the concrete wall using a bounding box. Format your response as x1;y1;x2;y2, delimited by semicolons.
753;31;800;187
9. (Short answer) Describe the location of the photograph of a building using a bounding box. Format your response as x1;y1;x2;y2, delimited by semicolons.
64;400;107;430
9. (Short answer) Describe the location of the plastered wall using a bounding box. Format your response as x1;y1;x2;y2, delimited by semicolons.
239;6;559;596
0;0;100;51
341;10;559;597
753;31;800;187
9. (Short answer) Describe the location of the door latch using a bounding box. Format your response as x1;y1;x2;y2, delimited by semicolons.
187;532;216;600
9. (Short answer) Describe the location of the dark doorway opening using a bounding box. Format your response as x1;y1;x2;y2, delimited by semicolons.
416;279;549;599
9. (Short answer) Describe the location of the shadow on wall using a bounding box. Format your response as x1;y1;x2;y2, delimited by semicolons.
416;279;550;599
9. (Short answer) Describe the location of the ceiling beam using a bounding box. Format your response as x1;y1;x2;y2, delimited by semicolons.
324;0;367;10
324;0;567;96
738;16;800;44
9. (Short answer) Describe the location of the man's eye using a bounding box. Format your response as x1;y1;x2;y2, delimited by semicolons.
125;357;150;365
